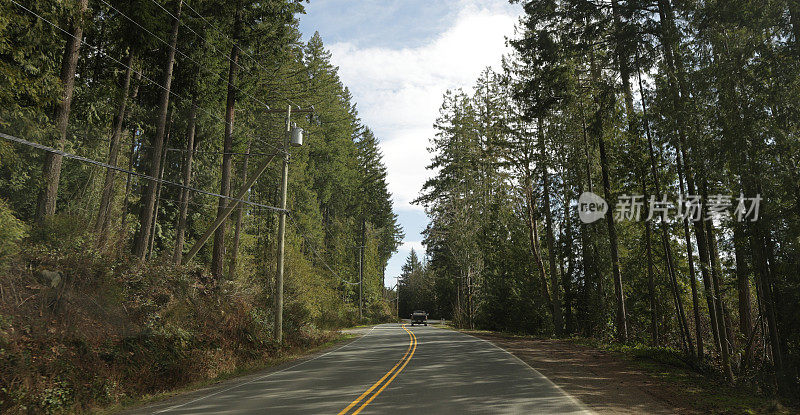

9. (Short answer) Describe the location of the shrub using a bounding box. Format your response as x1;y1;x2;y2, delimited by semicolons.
0;199;26;261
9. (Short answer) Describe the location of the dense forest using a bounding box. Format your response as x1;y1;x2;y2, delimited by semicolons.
401;0;800;399
0;0;401;411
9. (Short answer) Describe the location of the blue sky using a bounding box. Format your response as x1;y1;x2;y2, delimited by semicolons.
298;0;522;287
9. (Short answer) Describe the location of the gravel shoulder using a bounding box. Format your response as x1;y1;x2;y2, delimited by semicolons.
469;332;793;415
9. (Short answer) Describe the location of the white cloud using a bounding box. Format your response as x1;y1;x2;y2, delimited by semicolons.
384;240;425;287
398;240;424;255
328;4;520;212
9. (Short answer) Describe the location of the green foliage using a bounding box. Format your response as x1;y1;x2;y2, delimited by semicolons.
0;0;402;411
404;0;800;399
39;379;73;414
0;199;26;260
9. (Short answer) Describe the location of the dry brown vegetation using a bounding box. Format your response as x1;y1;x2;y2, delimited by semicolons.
0;215;341;413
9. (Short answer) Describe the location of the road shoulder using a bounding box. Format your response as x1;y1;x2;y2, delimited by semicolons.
110;331;367;414
466;332;794;415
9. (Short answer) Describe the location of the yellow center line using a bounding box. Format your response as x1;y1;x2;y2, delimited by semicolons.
352;328;417;414
337;324;416;415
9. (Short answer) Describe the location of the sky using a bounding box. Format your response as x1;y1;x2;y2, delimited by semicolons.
298;0;522;288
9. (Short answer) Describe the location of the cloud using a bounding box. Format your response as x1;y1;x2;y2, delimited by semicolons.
398;240;424;255
327;4;520;212
384;240;425;287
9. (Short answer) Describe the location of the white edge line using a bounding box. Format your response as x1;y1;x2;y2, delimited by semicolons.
457;330;595;415
152;325;378;413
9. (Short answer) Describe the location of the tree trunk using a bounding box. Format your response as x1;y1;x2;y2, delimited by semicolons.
597;131;627;343
121;70;142;232
96;52;134;241
592;84;627;343
733;223;752;338
173;97;198;265
147;110;173;259
611;2;660;346
228;137;251;277
524;176;553;312
578;99;603;320
36;0;89;222
703;182;735;383
675;148;703;358
538;118;564;336
745;174;785;386
658;0;719;356
211;7;241;279
637;52;695;352
134;0;182;259
562;176;575;334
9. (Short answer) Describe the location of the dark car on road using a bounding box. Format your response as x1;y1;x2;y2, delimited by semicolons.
410;310;428;326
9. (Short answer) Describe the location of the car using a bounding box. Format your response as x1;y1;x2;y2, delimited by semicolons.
410;310;428;326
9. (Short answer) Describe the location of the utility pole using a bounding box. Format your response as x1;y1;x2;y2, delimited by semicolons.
272;105;311;343
358;245;363;321
274;105;290;343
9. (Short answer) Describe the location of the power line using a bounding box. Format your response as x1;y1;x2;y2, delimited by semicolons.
150;0;311;109
99;0;273;112
157;192;358;286
180;0;308;109
146;0;255;84
1;131;287;213
286;215;361;286
156;193;359;287
86;135;277;157
9;0;286;157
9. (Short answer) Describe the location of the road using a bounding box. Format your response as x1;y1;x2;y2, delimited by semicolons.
127;323;591;414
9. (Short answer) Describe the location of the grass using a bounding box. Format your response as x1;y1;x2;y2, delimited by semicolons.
94;333;357;414
340;323;377;330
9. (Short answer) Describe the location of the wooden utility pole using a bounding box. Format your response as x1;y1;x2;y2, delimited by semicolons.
272;105;311;343
274;106;291;343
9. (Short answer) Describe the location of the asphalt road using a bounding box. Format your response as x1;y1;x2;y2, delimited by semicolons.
127;323;591;414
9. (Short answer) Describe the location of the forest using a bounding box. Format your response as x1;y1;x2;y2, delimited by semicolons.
400;0;800;400
0;0;402;411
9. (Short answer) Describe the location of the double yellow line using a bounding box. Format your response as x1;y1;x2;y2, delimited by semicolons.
338;324;417;415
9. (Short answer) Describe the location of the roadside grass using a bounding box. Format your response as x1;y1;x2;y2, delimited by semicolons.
458;329;796;415
339;323;377;330
95;333;356;414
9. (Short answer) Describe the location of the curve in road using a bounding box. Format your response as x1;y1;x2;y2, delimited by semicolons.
126;323;591;414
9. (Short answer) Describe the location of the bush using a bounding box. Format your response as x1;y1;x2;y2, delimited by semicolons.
0;199;26;261
28;213;91;252
366;299;393;323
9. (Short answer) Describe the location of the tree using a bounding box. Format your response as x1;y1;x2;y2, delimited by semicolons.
134;0;182;259
35;0;89;222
